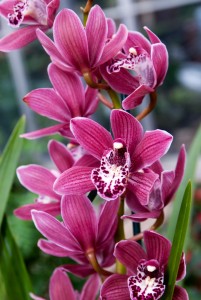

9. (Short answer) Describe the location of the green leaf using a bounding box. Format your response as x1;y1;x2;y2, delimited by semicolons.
0;116;25;227
0;215;32;300
167;123;201;241
162;181;192;300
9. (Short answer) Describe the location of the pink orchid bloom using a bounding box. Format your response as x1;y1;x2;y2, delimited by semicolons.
31;194;119;277
54;109;172;203
100;230;188;300
101;27;168;110
0;0;60;51
122;145;186;221
35;5;128;75
21;63;98;140
15;139;98;220
30;268;100;300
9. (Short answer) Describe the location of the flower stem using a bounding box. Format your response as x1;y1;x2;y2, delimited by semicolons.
115;197;126;274
107;89;122;109
80;0;94;26
86;249;113;276
136;91;157;121
129;211;165;242
83;72;109;90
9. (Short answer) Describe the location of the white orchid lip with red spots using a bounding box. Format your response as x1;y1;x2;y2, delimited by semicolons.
91;139;130;201
128;259;165;300
8;0;47;27
107;48;156;87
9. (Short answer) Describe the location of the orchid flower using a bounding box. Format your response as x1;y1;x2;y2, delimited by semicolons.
30;268;100;300
21;63;98;140
15;139;98;220
100;230;188;300
0;0;60;51
31;194;119;277
101;27;168;110
35;5;128;75
54;109;172;204
122;145;186;221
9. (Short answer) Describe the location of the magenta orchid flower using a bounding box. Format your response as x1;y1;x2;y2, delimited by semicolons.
54;109;172;203
35;5;128;75
31;194;119;277
100;230;188;300
30;268;100;300
101;27;168;110
122;145;186;221
21;63;98;140
15;139;98;220
0;0;60;51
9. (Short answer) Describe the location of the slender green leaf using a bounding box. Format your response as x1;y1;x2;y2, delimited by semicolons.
162;181;192;300
167;123;201;241
0;116;25;227
0;215;32;300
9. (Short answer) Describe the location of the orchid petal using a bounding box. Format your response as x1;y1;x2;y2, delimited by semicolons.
115;240;147;272
17;165;59;199
173;286;189;300
122;211;160;222
177;252;186;281
100;274;130;300
48;140;74;173
107;18;116;38
111;109;143;154
49;268;76;300
14;202;60;220
144;26;161;44
127;172;158;206
83;87;99;116
80;274;100;300
61;195;97;251
0;0;16;17
31;210;80;251
122;84;154;110
0;25;44;51
161;170;175;202
99;24;128;65
132;130;173;170
53;9;89;72
63;264;94;278
124;31;151;54
48;63;85;115
151;43;168;86
144;230;171;266
21;123;72;140
23;88;70;122
53;166;94;195
70;117;113;160
86;5;107;67
38;239;83;257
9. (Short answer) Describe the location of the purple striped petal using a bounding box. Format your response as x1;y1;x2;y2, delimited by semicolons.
53;166;94;195
23;88;70;122
99;24;128;65
144;230;171;266
48;140;74;173
124;31;151;54
86;5;107;67
132;130;173;170
177;253;186;281
127;172;158;206
14;202;60;220
31;210;80;251
38;239;80;257
53;9;89;72
0;25;44;51
49;268;76;300
151;43;168;86
36;29;74;72
144;26;161;44
173;286;189;300
122;84;154;110
80;274;100;300
70;117;113;160
17;165;59;199
122;211;160;222
21;123;72;140
114;240;147;272
111;109;143;154
101;274;130;300
107;18;116;38
48;64;85;115
83;87;99;116
61;195;97;251
63;264;94;278
0;0;15;17
161;170;175;202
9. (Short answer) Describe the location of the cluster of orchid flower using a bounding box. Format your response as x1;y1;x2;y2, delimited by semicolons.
0;0;189;299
